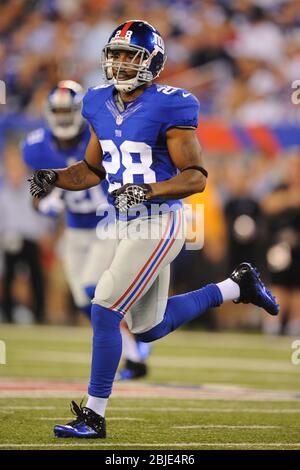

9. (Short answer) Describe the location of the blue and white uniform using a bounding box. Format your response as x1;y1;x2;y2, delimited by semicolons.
53;21;229;433
52;23;278;438
22;125;110;311
82;84;199;332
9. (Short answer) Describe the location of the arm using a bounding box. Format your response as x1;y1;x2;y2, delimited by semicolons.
29;127;106;198
55;126;105;190
148;128;207;200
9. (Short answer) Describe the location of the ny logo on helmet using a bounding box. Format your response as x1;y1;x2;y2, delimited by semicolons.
153;32;165;54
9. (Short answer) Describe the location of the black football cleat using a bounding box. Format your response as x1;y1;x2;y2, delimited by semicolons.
54;400;106;438
230;262;279;316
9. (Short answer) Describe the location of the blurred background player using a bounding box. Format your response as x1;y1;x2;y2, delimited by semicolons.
22;80;107;319
22;79;151;378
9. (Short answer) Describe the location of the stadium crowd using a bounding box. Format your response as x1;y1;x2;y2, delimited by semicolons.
0;0;299;334
1;0;300;123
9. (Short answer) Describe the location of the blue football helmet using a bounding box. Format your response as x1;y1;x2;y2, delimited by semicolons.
101;20;167;92
45;80;85;140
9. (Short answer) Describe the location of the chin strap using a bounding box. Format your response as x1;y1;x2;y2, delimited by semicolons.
181;165;208;178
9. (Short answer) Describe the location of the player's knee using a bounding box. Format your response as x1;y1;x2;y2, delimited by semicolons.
136;317;169;343
91;304;122;343
93;269;116;307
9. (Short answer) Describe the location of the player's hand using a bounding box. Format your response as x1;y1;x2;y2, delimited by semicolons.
110;183;152;213
28;169;58;198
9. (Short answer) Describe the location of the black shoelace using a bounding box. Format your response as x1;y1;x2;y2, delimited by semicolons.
67;400;104;434
67;400;86;427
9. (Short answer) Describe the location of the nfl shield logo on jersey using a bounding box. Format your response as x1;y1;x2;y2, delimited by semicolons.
116;115;123;125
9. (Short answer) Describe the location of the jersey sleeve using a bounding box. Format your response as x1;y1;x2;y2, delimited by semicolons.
160;89;200;135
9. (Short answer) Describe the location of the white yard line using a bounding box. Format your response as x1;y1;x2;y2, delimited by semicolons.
18;351;91;364
173;425;281;429
1;405;300;413
2;392;299;400
1;381;299;401
0;406;56;410
150;356;298;373
0;442;300;448
2;328;290;350
38;417;145;421
117;407;300;413
17;350;298;373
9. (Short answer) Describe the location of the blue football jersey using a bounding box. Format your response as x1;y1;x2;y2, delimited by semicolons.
82;83;199;218
22;125;109;229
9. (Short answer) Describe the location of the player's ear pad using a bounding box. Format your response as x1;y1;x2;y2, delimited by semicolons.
93;270;115;304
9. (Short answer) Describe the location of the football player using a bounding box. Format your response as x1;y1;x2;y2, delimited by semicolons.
23;80;150;377
29;21;279;439
23;80;109;319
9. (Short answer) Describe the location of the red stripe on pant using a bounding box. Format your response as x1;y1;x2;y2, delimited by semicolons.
124;210;182;313
111;213;173;311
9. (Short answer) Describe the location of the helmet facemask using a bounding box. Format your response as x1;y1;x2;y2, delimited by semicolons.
46;107;83;140
102;44;156;93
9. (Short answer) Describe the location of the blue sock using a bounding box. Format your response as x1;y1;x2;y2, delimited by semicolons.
84;285;96;300
137;284;222;343
88;304;123;398
80;304;91;320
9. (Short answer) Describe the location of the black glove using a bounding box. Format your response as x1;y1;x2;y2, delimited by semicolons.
110;183;152;213
28;169;58;198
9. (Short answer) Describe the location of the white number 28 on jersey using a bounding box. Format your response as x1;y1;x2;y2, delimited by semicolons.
100;140;156;192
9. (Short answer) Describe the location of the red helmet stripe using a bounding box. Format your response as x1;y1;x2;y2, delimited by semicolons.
119;21;134;38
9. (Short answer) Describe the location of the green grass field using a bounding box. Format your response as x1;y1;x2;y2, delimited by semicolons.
1;324;300;450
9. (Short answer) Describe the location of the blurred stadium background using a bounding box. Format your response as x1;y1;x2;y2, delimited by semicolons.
1;0;300;451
